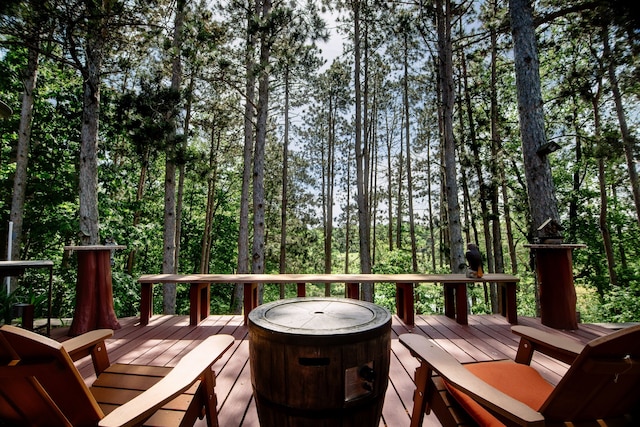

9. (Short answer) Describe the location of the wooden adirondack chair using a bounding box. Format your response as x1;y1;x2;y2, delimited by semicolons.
400;324;640;427
0;325;234;427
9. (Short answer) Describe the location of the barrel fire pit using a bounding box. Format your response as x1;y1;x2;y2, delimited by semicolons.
248;297;391;427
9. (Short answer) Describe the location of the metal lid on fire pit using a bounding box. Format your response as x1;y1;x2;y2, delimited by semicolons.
248;297;390;339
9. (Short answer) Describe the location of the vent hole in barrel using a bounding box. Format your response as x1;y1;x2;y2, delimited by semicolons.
299;357;330;366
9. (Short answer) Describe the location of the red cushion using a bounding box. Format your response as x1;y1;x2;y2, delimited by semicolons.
444;360;554;427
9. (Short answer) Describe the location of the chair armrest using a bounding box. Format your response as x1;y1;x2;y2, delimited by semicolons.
62;329;113;375
511;325;584;365
98;334;234;427
62;329;114;358
400;334;545;427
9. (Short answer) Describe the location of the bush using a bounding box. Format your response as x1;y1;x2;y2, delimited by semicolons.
597;281;640;323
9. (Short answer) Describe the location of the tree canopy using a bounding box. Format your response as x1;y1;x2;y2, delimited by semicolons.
1;0;639;322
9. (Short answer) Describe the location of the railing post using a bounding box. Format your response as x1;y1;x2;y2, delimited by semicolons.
189;283;210;326
395;283;415;326
243;282;258;325
346;282;359;299
454;282;468;325
140;283;153;326
499;281;518;325
444;283;455;319
443;282;468;325
525;244;584;329
297;282;306;297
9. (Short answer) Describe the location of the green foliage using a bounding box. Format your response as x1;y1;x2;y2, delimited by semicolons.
373;283;398;314
414;284;444;315
372;249;413;274
596;282;640;323
515;273;539;318
51;270;77;320
0;268;53;326
111;271;140;317
0;287;18;325
263;284;297;303
210;284;236;314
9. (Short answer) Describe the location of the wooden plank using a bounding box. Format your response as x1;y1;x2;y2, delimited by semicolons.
56;313;617;427
127;319;215;366
428;315;509;362
217;341;255;426
416;316;480;364
382;338;422;426
109;316;191;365
139;315;234;367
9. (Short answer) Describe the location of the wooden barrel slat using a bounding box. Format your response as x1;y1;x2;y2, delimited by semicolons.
249;298;391;427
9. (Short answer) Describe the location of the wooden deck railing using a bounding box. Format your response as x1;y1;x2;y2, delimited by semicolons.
138;273;519;327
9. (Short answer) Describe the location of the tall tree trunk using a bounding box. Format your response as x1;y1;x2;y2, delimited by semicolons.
502;176;518;274
489;2;504;311
344;144;351;276
9;41;39;266
509;0;560;237
162;0;185;314
403;32;418;273
598;155;617;286
602;24;640;228
162;154;177;312
567;103;581;243
279;66;290;297
435;56;447;270
175;168;185;271
323;92;335;295
363;15;373;265
78;2;104;246
491;6;517;275
456;82;477;249
175;71;195;273
201;128;220;274
253;0;272;279
371;126;379;266
611;186;627;269
425;120;437;272
396;125;403;250
344;145;352;274
437;0;465;273
591;79;617;285
352;0;373;299
126;147;149;274
461;40;493;271
459;164;473;245
234;0;258;313
370;89;380;267
490;9;517;274
385;112;394;252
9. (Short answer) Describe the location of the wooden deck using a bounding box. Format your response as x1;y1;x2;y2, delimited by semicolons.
52;313;614;426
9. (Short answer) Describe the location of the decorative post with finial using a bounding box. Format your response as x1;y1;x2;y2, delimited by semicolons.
64;243;125;336
525;219;585;330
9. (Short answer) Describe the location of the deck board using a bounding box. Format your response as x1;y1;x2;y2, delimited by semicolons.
52;313;613;427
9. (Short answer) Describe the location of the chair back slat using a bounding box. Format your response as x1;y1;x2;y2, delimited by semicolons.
0;325;104;426
541;324;640;422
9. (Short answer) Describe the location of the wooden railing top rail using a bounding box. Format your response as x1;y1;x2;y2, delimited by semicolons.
137;273;520;328
138;273;519;284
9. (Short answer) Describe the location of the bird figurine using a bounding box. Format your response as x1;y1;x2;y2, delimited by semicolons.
465;243;484;278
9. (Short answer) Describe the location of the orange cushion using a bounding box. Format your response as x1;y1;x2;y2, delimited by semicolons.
444;360;554;427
